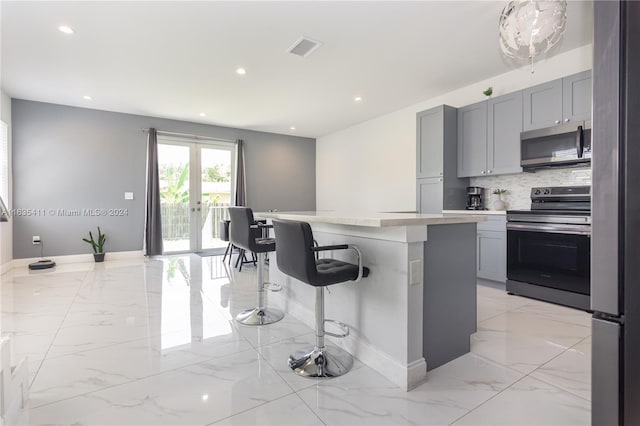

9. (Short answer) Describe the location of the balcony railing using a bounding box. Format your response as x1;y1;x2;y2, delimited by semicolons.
161;203;230;240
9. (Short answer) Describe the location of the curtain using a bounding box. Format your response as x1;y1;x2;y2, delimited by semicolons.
234;139;246;206
144;128;163;256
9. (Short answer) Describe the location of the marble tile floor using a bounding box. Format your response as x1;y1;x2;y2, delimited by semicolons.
1;255;591;425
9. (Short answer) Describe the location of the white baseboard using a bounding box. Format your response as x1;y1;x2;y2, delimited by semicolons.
336;331;427;391
272;290;427;391
11;250;144;269
0;261;12;275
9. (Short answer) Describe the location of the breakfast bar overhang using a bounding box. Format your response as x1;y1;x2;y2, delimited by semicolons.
256;211;486;391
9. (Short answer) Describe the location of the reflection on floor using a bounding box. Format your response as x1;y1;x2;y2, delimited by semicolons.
1;254;590;425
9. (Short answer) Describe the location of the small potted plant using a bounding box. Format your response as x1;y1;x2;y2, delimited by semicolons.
82;227;106;262
493;189;508;211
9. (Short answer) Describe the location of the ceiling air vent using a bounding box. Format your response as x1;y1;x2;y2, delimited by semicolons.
288;37;322;57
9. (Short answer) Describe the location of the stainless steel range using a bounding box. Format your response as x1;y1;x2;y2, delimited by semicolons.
506;185;591;311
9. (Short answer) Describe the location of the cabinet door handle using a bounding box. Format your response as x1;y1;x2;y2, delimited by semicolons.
555;120;561;124
439;172;443;176
564;118;570;122
438;178;443;182
487;170;493;174
481;170;486;174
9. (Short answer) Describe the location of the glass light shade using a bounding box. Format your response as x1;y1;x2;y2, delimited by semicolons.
499;0;567;62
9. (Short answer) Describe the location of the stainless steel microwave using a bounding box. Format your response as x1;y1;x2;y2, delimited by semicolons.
520;121;591;170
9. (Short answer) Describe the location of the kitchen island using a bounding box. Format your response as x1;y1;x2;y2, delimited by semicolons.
255;211;486;391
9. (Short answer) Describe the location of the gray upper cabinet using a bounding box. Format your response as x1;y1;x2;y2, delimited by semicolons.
416;105;468;213
523;78;563;131
563;70;592;123
457;70;591;178
524;70;592;131
457;101;487;177
416;107;444;178
487;91;523;175
458;92;523;178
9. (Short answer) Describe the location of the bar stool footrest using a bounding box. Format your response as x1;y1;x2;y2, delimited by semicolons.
324;319;349;338
263;282;282;292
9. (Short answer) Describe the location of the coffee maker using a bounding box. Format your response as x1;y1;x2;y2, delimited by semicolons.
466;187;485;210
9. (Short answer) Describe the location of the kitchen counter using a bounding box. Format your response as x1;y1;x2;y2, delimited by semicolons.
443;209;507;215
256;210;487;227
257;211;482;391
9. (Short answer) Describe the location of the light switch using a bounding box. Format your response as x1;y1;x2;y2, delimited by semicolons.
124;192;134;200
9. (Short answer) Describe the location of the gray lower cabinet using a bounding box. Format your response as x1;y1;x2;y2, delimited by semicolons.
476;216;506;283
524;70;592;131
417;177;444;214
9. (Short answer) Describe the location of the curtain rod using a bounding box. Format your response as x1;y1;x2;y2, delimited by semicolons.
141;128;235;144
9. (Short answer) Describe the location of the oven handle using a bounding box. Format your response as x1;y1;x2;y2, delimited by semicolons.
507;222;591;235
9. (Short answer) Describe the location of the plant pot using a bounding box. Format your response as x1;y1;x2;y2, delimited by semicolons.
93;253;105;262
493;198;507;211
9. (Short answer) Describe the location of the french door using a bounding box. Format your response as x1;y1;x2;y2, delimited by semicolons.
157;138;235;253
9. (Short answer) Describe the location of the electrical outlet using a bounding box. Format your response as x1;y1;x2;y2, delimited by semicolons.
32;235;41;245
409;260;422;286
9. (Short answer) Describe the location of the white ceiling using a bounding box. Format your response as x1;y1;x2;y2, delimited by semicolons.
1;1;593;138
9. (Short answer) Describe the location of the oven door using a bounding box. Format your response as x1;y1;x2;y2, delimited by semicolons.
507;222;591;295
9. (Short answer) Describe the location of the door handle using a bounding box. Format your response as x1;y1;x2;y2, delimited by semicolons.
191;208;195;212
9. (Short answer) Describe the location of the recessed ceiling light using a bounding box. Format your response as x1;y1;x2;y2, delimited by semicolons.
58;25;75;34
290;126;296;131
199;112;206;117
82;95;92;100
202;394;209;401
354;96;362;102
236;67;247;76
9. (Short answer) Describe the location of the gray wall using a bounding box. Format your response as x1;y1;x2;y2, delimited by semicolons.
11;99;315;258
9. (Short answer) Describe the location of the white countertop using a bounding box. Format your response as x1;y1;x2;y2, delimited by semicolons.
255;211;487;228
442;209;507;216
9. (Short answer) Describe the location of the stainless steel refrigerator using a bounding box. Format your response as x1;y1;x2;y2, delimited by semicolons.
592;1;640;424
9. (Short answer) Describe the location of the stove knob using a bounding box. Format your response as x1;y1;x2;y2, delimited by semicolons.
543;189;551;195
533;189;541;195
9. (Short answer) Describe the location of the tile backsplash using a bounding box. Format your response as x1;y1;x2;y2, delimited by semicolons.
469;167;592;210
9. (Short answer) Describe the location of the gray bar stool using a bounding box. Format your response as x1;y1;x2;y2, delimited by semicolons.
228;207;284;326
272;219;370;378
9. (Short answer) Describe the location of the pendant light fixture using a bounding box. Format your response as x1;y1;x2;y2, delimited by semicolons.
499;0;567;73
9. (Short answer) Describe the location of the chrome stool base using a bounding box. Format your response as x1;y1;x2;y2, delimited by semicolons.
288;345;353;378
236;307;284;326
